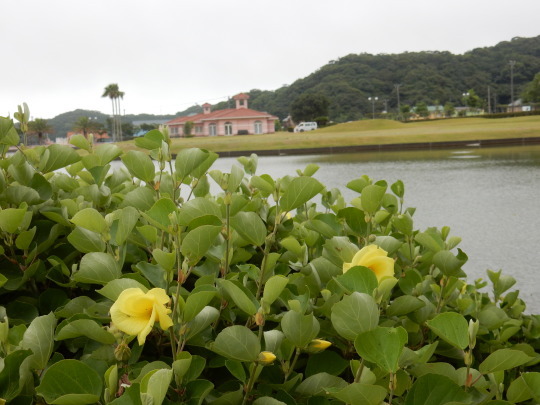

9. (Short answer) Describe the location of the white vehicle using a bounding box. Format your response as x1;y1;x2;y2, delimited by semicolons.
294;122;318;132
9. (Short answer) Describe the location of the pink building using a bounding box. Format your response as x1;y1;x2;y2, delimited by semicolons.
166;93;278;137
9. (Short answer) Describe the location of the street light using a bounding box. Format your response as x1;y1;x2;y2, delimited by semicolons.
394;84;402;120
368;97;378;119
462;92;470;115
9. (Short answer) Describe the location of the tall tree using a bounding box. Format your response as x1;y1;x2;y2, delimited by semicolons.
522;72;540;102
290;93;330;123
73;116;102;140
28;118;53;145
102;84;124;142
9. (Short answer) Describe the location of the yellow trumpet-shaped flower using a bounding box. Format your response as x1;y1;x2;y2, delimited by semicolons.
110;288;173;345
306;339;332;353
342;244;394;282
257;351;277;365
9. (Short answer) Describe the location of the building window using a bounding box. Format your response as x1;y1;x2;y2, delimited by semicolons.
224;122;233;136
209;123;217;136
254;121;262;134
195;126;202;133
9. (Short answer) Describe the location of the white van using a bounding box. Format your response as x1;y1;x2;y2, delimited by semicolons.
294;122;317;132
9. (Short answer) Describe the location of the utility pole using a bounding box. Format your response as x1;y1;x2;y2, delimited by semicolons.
509;60;516;113
487;86;491;114
394;84;402;120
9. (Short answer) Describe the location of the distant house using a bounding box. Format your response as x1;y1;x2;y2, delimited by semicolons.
166;94;278;137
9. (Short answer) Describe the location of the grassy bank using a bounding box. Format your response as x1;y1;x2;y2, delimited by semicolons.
117;116;540;154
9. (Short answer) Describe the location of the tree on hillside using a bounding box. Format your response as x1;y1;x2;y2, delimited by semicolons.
290;93;330;123
102;83;125;142
415;102;429;118
462;89;483;112
28;118;53;145
444;102;455;117
73;116;103;140
522;72;540;102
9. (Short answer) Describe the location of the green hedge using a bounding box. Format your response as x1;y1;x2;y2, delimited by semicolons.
1;118;540;405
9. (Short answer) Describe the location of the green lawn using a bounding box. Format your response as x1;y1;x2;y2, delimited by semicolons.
117;116;540;154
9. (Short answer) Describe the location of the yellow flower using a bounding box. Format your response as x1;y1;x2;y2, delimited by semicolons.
257;351;277;365
110;288;173;345
343;244;394;282
306;339;332;353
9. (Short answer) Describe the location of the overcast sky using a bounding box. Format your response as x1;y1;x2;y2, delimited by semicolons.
2;0;539;119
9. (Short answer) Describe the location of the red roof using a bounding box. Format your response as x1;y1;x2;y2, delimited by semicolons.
167;107;277;125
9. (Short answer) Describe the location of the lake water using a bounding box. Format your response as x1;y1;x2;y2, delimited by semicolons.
210;145;540;313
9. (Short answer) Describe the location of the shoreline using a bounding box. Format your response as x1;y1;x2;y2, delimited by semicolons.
214;136;540;158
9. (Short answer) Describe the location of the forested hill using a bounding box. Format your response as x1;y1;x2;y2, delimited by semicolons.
233;35;540;122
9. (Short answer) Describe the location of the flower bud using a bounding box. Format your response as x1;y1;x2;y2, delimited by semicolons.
114;342;132;362
255;311;265;326
306;339;332;353
257;351;276;366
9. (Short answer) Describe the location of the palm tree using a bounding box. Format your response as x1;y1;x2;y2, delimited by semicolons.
101;84;124;142
28;118;53;145
73;116;102;140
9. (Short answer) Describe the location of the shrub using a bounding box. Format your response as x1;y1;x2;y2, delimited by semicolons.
0;121;539;405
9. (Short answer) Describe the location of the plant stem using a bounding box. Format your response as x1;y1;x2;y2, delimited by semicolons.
284;347;301;382
223;199;231;277
354;358;365;383
242;363;261;405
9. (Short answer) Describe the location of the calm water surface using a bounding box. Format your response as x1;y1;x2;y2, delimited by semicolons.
211;145;540;312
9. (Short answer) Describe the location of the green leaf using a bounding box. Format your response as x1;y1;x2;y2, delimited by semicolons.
73;252;120;285
280;176;324;212
295;372;347;396
432;250;466;277
230;211;266;246
177;197;222;226
185;379;214;405
0;207;27;233
15;226;36;250
21;312;56;370
181;225;221;265
354;327;407;373
140;369;173;405
426;312;469;350
391;179;405;198
172;352;192;379
306;351;349;377
39;144;81;173
360;184;386;215
218;279;258;316
134;129;165;150
95;143;123;164
0;116;20;146
252;397;287;405
67;227;105;253
281;310;320;349
182;289;217;323
36;359;103;404
113;206;140;245
415;230;445;252
225;359;247;383
331;292;379;341
330;383;388;405
152;248;176;271
211;325;261;362
387;295;425;317
56;319;115;344
184;306;219;341
404;374;469;405
121;150;155;183
228;164;244;191
262;275;289;308
143;198;178;231
0;349;33;401
334;266;378;295
69;134;91;151
250;175;275;194
134;262;167;289
175;148;210;179
479;348;533;374
507;372;540;403
97;278;148;301
120;187;155;211
71;208;107;234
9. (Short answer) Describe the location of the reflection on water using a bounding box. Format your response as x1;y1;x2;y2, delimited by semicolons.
212;144;540;312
